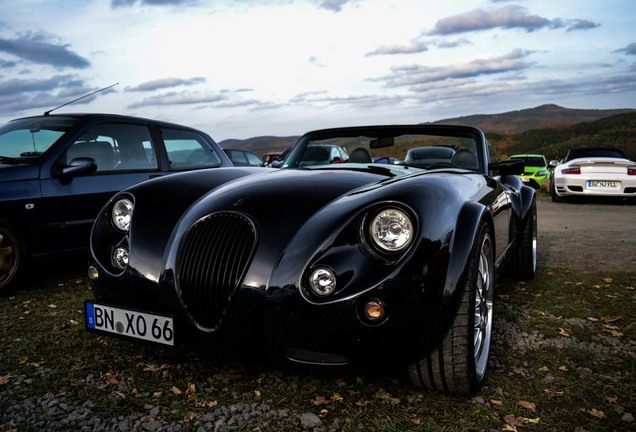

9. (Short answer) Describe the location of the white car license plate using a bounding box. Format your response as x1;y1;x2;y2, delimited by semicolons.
588;180;619;188
85;301;174;346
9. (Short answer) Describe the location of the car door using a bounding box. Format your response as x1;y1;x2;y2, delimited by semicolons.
159;127;223;171
37;122;163;254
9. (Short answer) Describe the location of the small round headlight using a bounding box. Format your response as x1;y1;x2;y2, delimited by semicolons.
309;267;336;296
369;208;413;252
112;198;134;232
113;247;129;270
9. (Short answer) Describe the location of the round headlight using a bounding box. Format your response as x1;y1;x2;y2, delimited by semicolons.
112;198;133;232
369;208;413;252
309;267;336;296
113;246;129;270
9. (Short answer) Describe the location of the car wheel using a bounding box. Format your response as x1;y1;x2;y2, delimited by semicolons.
0;220;26;296
408;222;494;394
509;198;537;280
550;180;564;203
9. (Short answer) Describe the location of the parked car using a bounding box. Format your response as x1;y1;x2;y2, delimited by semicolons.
549;147;636;202
223;148;264;167
0;113;232;294
84;124;535;395
509;154;550;189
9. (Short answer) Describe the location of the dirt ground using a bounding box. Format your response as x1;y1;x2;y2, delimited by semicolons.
537;196;636;273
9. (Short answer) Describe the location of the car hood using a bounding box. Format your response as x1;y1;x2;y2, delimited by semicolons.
0;163;39;183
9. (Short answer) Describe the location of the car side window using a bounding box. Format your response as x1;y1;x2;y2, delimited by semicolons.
65;123;158;172
161;128;222;170
246;152;263;166
229;150;248;164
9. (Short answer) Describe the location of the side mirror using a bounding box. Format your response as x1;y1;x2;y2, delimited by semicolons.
58;157;97;177
489;159;524;175
549;160;559;167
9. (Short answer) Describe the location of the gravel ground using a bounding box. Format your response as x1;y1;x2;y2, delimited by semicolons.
1;196;634;431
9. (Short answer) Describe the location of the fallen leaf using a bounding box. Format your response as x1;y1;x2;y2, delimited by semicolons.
0;374;11;385
504;414;522;426
330;393;343;402
601;316;621;323
186;383;196;394
587;408;606;419
538;366;549;372
558;366;569;372
606;396;618;404
603;278;613;283
153;392;162;397
70;364;86;372
587;317;599;322
410;418;421;425
319;409;329;418
171;386;183;395
106;376;120;385
518;401;536;412
184;412;198;422
48;304;57;309
559;328;570;337
116;392;126;399
491;399;503;406
254;390;261;398
355;398;372;407
312;395;329;405
502;425;518;432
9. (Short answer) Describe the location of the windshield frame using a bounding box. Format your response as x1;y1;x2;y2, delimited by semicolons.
282;124;488;174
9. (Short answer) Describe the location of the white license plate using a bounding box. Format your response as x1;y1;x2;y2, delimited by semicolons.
521;177;529;182
85;301;174;346
588;180;619;188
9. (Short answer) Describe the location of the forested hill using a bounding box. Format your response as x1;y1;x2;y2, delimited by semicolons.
433;104;636;134
487;112;636;161
219;105;636;160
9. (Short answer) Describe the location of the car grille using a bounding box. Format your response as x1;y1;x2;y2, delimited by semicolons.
177;212;257;330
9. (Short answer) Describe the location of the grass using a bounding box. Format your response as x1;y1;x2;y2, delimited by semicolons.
1;266;634;431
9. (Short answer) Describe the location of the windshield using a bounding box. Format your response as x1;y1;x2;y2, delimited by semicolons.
0;116;79;162
282;126;483;173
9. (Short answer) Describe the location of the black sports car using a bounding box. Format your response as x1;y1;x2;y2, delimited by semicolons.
85;125;535;394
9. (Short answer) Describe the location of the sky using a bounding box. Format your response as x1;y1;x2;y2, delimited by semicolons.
1;0;635;141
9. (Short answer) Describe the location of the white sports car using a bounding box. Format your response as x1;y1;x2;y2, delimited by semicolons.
550;147;636;201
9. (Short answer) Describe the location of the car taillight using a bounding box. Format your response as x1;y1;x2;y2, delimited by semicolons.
562;167;581;175
628;167;636;176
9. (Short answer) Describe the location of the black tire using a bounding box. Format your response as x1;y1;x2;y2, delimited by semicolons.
550;179;564;203
508;198;537;280
408;222;495;395
0;220;26;296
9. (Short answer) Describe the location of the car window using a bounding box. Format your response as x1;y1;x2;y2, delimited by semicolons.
161;128;222;170
228;150;248;164
246;152;263;166
0;116;78;161
64;123;158;173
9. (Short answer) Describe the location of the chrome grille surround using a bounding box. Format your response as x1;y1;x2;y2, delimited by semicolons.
177;211;257;331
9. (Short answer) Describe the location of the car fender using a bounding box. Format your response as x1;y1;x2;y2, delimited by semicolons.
443;200;488;301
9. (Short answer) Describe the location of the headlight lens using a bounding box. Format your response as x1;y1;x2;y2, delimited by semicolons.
369;208;413;252
112;198;134;232
309;267;336;296
112;246;129;270
535;170;547;177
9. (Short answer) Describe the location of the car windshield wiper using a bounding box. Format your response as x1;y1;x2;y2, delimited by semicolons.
0;155;21;165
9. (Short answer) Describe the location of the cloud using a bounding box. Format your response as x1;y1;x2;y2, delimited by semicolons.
375;49;534;88
0;33;90;69
111;0;198;7
315;0;352;12
0;58;17;68
566;19;600;32
616;42;636;56
428;5;564;35
366;38;472;57
125;77;206;92
127;91;225;108
366;40;429;57
0;76;106;115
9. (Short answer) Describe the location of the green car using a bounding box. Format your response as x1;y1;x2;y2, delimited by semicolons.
509;154;550;189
